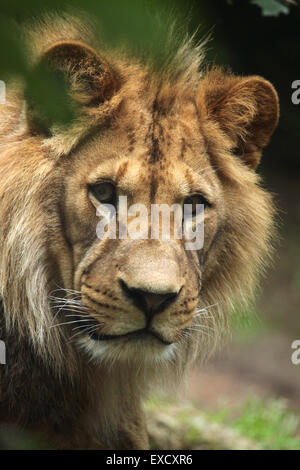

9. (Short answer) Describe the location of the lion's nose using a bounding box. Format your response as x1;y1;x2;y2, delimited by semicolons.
120;280;179;318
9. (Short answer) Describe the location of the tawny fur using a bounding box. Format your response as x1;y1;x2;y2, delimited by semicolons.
0;15;278;449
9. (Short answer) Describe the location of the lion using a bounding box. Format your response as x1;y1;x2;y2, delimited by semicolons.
0;14;279;449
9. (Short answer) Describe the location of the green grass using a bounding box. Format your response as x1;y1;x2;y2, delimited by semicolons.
229;304;265;340
209;397;300;450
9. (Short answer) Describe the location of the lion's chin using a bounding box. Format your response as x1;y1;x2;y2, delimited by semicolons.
76;331;178;366
86;327;172;345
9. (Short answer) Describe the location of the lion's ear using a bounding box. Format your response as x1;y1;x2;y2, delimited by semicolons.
27;40;119;134
198;71;279;169
41;41;118;105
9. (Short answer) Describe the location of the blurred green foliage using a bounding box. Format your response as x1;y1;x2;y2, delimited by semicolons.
230;305;263;341
0;425;49;449
0;0;192;128
210;397;300;450
250;0;290;16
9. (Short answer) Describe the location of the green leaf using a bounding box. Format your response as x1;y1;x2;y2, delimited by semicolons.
251;0;290;16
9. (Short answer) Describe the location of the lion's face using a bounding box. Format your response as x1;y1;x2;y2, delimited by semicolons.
8;38;277;366
57;100;223;362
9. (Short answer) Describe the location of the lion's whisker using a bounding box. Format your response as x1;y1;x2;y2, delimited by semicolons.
190;324;215;331
196;303;218;312
71;323;97;332
193;314;213;319
50;304;87;311
49;296;87;322
52;309;89;317
49;296;83;303
67;324;100;342
50;319;92;329
50;286;82;296
186;328;213;338
65;314;90;318
50;302;83;308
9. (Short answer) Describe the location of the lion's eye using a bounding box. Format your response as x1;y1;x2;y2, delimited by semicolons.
89;182;116;204
183;194;210;216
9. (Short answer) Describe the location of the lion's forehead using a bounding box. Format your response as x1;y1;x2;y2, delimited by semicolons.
74;99;211;199
120;94;207;166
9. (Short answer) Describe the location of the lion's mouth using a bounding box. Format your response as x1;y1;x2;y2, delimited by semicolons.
86;327;172;346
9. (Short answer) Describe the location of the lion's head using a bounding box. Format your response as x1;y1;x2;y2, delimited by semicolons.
0;17;278;377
